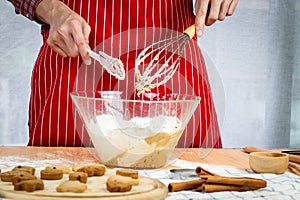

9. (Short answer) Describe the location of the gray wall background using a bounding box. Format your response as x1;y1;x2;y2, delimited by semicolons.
0;1;41;145
1;0;299;148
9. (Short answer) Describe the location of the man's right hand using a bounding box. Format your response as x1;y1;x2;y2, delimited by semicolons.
36;0;91;65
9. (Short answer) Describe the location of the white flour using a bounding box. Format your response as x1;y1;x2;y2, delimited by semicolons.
0;151;96;171
87;114;183;168
94;114;181;138
0;154;72;171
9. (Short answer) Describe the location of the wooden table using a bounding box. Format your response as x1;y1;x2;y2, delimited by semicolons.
0;146;250;170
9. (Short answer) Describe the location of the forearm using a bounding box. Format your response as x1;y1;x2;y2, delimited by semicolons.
35;0;73;25
8;0;44;21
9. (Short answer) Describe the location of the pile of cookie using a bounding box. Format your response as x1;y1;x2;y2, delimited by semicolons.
0;163;139;193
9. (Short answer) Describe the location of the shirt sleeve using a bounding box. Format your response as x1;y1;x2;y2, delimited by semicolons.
8;0;44;21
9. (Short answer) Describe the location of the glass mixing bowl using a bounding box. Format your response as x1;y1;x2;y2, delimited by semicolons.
71;91;200;169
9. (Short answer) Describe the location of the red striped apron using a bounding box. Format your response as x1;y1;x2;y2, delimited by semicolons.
28;0;222;148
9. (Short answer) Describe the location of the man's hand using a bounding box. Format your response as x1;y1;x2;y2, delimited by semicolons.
36;0;91;64
194;0;238;37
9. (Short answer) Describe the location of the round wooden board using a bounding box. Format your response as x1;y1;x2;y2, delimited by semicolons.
0;170;168;200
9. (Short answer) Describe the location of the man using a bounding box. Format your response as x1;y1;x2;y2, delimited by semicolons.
8;0;238;147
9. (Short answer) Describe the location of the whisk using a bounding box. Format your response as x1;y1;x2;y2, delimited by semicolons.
135;24;196;95
87;49;125;80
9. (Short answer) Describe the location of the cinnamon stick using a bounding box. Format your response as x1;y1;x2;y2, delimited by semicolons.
195;166;217;176
202;176;267;188
289;165;300;176
169;175;267;193
202;183;255;192
168;179;206;192
289;155;300;165
289;162;300;171
169;165;267;193
193;185;203;192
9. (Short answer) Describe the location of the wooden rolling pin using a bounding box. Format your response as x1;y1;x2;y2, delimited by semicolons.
243;146;300;164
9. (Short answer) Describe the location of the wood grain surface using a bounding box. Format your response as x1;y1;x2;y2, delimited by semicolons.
0;147;251;170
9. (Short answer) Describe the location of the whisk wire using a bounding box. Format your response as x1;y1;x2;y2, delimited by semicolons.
135;34;190;93
135;25;196;95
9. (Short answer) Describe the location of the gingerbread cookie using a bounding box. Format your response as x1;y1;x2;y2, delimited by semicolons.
106;175;139;192
56;181;87;193
73;163;106;177
14;179;44;192
45;165;70;174
12;166;36;175
12;173;37;185
40;168;63;180
116;169;139;179
69;172;88;183
0;171;32;182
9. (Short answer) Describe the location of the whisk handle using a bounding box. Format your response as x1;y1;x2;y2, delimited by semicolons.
183;24;196;39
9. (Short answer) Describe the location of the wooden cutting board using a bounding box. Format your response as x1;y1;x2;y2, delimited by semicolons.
0;170;168;200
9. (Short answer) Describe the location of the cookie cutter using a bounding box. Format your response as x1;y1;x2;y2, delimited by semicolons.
169;168;199;180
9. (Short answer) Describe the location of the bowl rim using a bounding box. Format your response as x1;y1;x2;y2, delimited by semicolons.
70;91;201;103
249;151;288;159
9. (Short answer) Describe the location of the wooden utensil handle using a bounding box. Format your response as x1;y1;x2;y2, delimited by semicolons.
183;24;196;39
242;146;273;153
